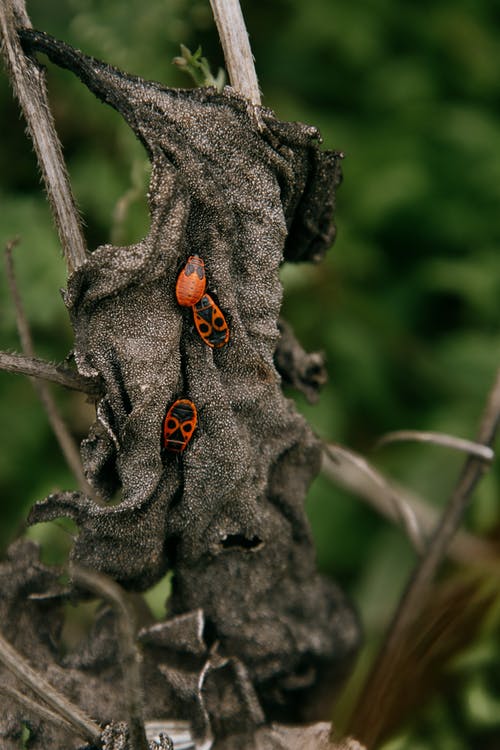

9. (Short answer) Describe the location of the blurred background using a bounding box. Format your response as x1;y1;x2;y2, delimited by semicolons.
1;1;500;747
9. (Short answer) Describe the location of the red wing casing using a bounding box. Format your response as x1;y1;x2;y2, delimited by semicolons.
163;398;198;452
192;293;230;349
175;255;206;306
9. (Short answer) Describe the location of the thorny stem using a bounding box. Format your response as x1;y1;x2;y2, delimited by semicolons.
0;0;87;273
0;349;101;395
0;628;101;744
71;565;149;750
208;0;261;105
351;367;500;748
5;241;97;499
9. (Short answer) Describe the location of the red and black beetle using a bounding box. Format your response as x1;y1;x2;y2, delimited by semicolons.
163;398;198;452
175;255;206;307
192;293;229;349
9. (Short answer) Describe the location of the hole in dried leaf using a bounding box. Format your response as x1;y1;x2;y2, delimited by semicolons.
220;533;263;551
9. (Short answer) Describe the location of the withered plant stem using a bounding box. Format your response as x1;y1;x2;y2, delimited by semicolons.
71;565;149;750
0;629;101;744
376;429;494;462
351;366;500;747
0;349;101;394
208;0;261;105
0;683;80;737
322;444;497;566
0;0;87;273
5;240;96;498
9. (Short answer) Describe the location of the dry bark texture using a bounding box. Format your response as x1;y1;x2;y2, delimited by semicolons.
1;28;360;749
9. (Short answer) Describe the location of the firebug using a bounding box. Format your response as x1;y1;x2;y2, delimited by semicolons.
163;399;198;452
192;293;229;349
175;255;206;306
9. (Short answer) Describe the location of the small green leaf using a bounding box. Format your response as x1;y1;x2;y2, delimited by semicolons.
21;723;31;748
173;44;226;90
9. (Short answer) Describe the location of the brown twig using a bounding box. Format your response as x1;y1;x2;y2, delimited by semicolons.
208;0;261;105
0;350;101;395
0;0;87;273
71;565;149;750
5;240;96;498
350;367;500;748
0;628;101;744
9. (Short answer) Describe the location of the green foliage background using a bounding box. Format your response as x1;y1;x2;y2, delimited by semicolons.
1;1;500;747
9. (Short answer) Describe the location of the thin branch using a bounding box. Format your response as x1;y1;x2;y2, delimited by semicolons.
208;0;261;105
0;350;101;395
0;0;87;273
322;444;497;566
375;429;494;462
71;565;149;750
323;443;426;555
0;628;101;744
351;367;500;748
0;682;79;737
5;241;96;498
